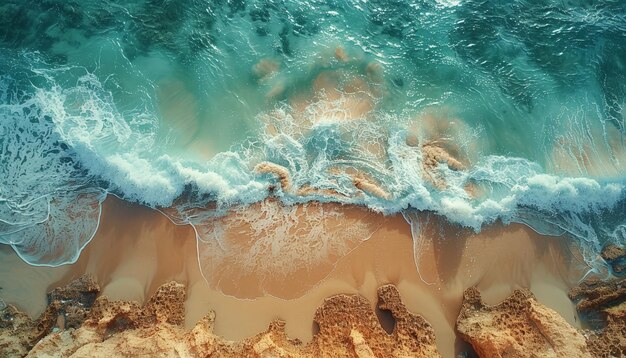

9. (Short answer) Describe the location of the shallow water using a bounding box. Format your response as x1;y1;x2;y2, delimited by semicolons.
0;0;625;329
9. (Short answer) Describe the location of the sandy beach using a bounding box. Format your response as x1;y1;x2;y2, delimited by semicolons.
0;196;585;357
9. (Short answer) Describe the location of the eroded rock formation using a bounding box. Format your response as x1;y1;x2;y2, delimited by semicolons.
0;304;37;357
47;274;100;329
569;277;626;357
0;274;100;356
306;284;440;357
4;279;440;357
600;244;626;276
457;279;626;358
456;287;590;358
568;277;626;314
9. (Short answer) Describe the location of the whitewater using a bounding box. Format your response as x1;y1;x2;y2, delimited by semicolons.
0;0;625;281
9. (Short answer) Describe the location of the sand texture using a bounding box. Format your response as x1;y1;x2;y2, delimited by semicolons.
0;198;591;357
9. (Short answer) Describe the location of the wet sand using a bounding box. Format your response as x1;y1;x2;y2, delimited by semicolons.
0;196;585;357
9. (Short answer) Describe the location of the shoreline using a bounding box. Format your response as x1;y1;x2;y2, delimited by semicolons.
0;196;587;357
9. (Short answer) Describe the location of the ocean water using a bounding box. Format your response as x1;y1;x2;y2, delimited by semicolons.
0;0;625;278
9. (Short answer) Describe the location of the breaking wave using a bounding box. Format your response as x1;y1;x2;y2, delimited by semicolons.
0;0;624;281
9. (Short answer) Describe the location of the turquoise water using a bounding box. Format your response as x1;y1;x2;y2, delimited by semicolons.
0;0;625;274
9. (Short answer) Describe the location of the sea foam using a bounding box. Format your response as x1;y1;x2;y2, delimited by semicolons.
0;0;625;277
1;57;625;277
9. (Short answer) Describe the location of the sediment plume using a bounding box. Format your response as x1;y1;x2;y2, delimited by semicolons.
456;287;590;357
421;140;465;189
255;162;293;193
253;59;280;81
9;278;441;357
352;175;391;200
255;160;391;200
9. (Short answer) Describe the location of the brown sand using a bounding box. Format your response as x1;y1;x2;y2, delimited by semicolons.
0;196;584;357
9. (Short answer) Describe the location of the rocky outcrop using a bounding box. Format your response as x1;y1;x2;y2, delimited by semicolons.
10;280;440;357
254;161;390;200
420;140;465;190
456;287;590;358
0;304;37;357
584;301;626;358
457;280;626;358
569;278;626;357
306;284;440;357
600;244;626;276
568;277;626;314
16;275;626;357
27;281;195;357
47;274;100;329
0;274;100;356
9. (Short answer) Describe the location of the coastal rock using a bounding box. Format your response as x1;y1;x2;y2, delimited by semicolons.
47;274;100;308
600;244;626;275
140;281;186;326
0;304;36;356
456;287;590;357
28;282;191;357
0;274;100;356
25;282;441;357
601;244;626;262
585;301;626;358
85;281;185;337
568;277;626;313
47;274;100;330
307;284;440;357
239;321;303;357
569;278;626;357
